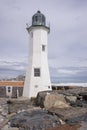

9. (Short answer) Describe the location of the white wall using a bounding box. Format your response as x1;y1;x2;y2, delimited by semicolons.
6;86;13;98
23;26;51;98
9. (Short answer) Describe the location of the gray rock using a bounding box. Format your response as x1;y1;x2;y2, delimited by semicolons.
66;114;87;125
36;91;49;107
2;125;19;130
0;115;4;123
48;107;87;124
10;110;61;130
7;98;34;113
70;100;87;108
79;92;87;100
79;121;87;130
65;95;77;103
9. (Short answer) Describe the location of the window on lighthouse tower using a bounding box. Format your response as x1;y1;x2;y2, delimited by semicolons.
42;45;45;51
34;68;40;77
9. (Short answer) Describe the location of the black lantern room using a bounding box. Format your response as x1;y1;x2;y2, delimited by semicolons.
32;11;46;26
27;11;50;33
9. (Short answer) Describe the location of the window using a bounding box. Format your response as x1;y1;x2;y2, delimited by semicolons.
42;45;45;51
48;86;50;89
8;87;11;92
35;16;38;22
34;68;40;77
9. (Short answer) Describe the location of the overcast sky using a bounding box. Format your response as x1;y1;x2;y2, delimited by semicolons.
0;0;87;81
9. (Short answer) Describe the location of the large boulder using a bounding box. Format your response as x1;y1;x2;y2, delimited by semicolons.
36;91;69;110
36;91;48;107
48;107;87;125
44;93;69;110
65;96;77;103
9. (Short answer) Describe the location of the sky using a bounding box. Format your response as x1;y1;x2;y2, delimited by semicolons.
0;0;87;82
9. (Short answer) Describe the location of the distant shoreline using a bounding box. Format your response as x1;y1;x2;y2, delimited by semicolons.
52;82;87;87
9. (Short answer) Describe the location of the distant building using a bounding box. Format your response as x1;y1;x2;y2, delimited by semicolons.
0;81;24;98
0;86;23;98
23;11;52;98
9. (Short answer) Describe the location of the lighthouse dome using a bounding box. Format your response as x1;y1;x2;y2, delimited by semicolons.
32;11;46;26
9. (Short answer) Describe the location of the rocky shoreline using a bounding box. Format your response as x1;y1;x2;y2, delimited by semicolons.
0;87;87;130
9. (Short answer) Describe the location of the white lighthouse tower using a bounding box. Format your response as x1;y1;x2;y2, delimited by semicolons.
23;11;52;98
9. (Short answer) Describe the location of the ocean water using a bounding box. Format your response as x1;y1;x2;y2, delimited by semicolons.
51;76;87;83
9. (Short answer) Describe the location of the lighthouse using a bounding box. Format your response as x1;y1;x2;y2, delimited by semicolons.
23;11;52;98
